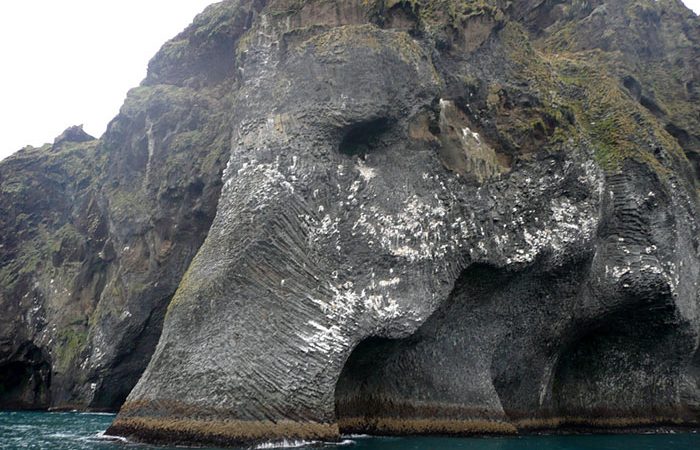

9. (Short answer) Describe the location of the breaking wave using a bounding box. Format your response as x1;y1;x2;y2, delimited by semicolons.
254;438;355;448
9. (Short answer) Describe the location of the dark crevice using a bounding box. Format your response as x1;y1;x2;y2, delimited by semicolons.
334;264;509;434
0;345;51;410
639;95;666;118
89;292;171;410
382;1;421;34
666;123;693;149
338;118;391;158
622;75;642;101
334;336;400;425
665;123;700;182
551;299;689;420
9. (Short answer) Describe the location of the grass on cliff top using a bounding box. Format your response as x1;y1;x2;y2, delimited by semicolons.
383;0;502;20
497;23;685;173
297;23;438;78
0;139;99;291
265;0;503;25
552;53;685;172
539;0;700;151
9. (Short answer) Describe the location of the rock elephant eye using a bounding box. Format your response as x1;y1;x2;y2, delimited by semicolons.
338;117;392;158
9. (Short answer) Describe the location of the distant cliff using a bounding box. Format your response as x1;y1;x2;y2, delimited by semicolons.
2;0;700;447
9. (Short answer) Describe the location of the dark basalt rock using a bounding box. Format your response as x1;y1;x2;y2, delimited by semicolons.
2;0;700;447
52;125;95;151
0;4;236;410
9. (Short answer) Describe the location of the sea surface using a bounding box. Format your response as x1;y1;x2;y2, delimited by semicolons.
1;411;699;450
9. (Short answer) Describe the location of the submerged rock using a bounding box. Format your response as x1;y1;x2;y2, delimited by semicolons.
2;0;700;447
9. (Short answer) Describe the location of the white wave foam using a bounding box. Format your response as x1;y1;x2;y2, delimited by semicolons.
47;432;77;438
90;431;129;443
255;439;319;449
253;438;355;449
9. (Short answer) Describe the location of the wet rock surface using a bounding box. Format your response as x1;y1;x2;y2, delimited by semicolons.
1;0;700;447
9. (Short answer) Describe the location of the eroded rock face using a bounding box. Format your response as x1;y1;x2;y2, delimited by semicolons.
1;0;699;446
105;0;700;447
0;1;241;410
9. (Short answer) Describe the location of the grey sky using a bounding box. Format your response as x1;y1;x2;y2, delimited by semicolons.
0;1;217;160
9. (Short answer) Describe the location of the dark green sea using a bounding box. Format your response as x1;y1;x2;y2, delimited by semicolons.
1;411;699;450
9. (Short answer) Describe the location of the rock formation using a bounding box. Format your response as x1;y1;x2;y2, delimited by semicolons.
0;53;231;409
2;0;700;447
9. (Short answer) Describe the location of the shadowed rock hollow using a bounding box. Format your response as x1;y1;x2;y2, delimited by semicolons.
2;0;700;447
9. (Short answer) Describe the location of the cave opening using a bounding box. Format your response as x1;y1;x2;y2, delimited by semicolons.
334;336;398;433
550;300;689;422
331;259;685;433
333;264;510;435
0;348;51;410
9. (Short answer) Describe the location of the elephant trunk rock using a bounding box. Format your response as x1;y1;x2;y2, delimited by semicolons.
107;1;700;446
1;0;699;447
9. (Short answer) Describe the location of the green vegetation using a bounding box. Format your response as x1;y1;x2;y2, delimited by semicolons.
534;0;697;171
54;327;88;372
487;21;685;172
552;54;683;172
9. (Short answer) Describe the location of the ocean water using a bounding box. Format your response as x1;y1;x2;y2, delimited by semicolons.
1;411;699;450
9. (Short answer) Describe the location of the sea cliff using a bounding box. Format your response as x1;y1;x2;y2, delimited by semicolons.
1;0;699;447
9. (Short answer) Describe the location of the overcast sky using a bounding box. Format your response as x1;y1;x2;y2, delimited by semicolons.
0;0;699;161
0;1;218;160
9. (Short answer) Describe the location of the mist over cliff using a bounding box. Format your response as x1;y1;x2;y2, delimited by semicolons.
2;0;700;447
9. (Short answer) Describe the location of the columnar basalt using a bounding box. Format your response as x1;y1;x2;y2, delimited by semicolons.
106;0;700;447
1;0;699;447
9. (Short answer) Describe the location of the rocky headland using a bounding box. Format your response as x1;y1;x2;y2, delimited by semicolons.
1;0;700;447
